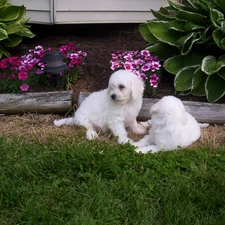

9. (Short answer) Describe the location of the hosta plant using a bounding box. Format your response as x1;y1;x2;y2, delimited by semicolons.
140;0;225;102
0;0;35;58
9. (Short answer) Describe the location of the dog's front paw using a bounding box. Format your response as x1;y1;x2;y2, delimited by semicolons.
135;145;159;154
117;137;133;145
139;120;151;128
86;129;98;140
132;124;146;134
132;141;144;148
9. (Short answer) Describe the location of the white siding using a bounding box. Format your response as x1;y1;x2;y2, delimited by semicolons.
9;0;168;24
9;0;53;24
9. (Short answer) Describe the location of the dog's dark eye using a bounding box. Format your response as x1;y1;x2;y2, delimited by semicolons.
119;85;125;90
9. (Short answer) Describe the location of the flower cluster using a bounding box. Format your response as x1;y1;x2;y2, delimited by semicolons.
0;42;87;93
110;50;161;90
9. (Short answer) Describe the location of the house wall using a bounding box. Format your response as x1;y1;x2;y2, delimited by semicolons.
8;0;170;24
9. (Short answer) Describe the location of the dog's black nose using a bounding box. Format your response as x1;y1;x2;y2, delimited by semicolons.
111;94;116;100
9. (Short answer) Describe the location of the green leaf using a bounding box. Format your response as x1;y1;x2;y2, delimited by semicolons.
213;0;225;12
218;67;225;80
0;22;6;29
221;20;225;33
168;0;195;12
147;21;181;46
199;1;210;13
146;43;178;61
164;52;205;75
0;5;25;22
177;9;207;24
212;29;225;50
1;34;22;47
151;8;173;21
139;24;158;43
168;20;185;32
0;44;10;58
174;67;196;91
205;74;225;102
175;32;195;47
197;26;213;44
17;26;35;38
181;32;202;55
6;23;22;34
184;21;205;32
191;68;207;96
0;0;7;6
221;38;225;50
184;0;199;10
175;89;191;96
201;55;225;75
210;8;224;29
0;27;7;41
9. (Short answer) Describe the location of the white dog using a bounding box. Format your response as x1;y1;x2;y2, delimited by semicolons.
54;69;146;144
134;96;208;153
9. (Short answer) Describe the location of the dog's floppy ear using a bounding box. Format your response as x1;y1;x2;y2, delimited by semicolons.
131;79;144;99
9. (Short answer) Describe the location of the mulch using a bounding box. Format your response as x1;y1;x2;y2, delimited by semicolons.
9;23;225;103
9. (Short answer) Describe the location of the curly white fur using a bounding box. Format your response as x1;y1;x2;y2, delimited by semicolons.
54;69;146;144
133;96;208;153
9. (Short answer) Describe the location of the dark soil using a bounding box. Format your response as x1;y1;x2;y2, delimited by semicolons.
10;23;225;103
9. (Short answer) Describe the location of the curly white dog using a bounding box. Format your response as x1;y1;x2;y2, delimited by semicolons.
54;69;146;144
134;96;208;153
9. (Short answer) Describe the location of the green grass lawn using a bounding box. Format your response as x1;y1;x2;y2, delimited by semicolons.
1;135;225;225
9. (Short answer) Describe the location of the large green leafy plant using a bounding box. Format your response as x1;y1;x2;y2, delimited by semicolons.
140;0;225;102
0;0;34;58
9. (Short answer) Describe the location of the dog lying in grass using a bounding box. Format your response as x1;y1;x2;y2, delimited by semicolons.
54;69;146;144
134;96;209;153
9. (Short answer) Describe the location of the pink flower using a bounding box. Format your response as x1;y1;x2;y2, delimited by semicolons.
141;49;150;57
151;61;161;71
0;58;9;69
20;84;29;91
123;62;134;71
0;74;6;79
150;74;159;88
110;49;161;90
141;63;151;72
110;62;121;70
8;74;15;80
18;71;28;81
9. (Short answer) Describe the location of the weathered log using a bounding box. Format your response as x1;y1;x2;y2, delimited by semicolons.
0;90;74;114
78;92;225;124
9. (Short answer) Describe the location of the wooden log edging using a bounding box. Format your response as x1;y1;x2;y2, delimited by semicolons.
0;90;74;114
78;92;225;124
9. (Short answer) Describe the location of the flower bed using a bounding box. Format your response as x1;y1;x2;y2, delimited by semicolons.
110;49;161;95
0;42;87;94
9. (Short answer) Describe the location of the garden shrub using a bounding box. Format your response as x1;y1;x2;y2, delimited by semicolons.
140;0;225;102
0;0;34;58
